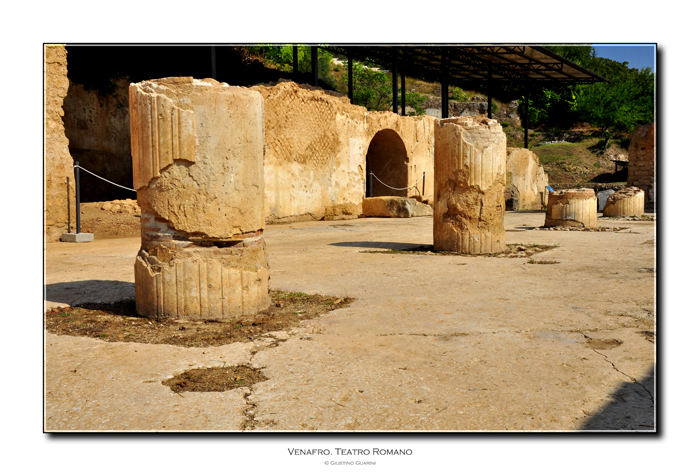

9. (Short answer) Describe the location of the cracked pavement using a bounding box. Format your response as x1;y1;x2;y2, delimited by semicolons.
44;211;655;431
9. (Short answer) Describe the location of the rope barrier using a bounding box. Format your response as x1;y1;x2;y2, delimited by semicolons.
74;164;136;192
370;171;424;192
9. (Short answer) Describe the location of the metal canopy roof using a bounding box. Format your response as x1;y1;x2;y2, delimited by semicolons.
324;45;607;88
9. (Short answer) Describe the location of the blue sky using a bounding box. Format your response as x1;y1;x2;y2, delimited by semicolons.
592;44;656;72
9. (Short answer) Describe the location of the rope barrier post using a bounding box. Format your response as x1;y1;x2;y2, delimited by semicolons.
422;171;426;196
75;160;81;234
60;160;93;242
368;173;373;197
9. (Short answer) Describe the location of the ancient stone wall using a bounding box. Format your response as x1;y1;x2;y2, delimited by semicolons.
62;78;133;202
252;81;436;222
627;123;655;208
505;147;549;210
130;78;269;320
47;76;437;232
44;45;76;241
366;112;435;203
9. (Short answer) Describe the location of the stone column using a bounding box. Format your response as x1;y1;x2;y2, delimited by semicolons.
603;187;645;217
433;116;506;254
129;77;269;320
544;188;597;228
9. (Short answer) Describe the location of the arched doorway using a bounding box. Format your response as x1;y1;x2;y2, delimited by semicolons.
365;129;409;197
505;184;519;211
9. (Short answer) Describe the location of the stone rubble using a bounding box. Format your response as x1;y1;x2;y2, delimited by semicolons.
362;196;433;218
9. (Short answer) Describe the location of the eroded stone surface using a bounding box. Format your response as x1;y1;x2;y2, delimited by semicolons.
544;188;597;228
506;147;549;210
251;81;436;222
433;116;506;254
44;45;76;241
130;77;269;320
603;187;645;217
362;196;433;218
627;123;655;208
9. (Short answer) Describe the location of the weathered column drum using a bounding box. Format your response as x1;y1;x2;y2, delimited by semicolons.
433;116;507;254
603;187;645;217
129;77;270;320
544;188;597;228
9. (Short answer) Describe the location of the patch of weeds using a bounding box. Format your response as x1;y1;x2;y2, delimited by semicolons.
284;291;310;299
162;365;267;393
584;337;623;350
540;225;630;232
527;259;560;265
601;214;655;222
361;243;558;258
44;290;354;347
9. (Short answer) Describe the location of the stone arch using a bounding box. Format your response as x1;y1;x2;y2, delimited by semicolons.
365;129;409;197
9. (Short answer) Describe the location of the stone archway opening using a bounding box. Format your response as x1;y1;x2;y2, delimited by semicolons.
505;184;519;211
365;129;409;197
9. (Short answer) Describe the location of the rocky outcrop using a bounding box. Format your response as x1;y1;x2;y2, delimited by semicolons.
506;148;549;210
627;123;655;208
544;188;597;228
44;45;76;241
433;116;506;254
362;196;432;218
603;187;645;217
130;77;269;320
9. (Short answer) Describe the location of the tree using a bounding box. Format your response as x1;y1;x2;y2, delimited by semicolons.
247;45;336;88
340;61;427;113
521;46;655;148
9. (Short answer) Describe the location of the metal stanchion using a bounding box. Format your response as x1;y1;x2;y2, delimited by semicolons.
59;160;93;242
75;160;81;234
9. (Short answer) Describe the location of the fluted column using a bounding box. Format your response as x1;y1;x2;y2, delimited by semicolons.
433;116;507;254
544;188;597;228
129;77;269;320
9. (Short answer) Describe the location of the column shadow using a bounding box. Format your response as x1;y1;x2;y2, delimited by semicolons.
579;366;655;431
45;280;135;307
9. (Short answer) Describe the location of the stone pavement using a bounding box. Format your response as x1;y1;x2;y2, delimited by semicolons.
44;212;655;431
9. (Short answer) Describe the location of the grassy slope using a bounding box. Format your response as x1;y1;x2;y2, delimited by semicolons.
531;137;618;185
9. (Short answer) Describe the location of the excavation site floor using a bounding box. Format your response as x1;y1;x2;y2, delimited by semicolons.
44;212;656;431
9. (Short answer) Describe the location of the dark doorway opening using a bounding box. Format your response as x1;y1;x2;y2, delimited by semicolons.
365;129;409;197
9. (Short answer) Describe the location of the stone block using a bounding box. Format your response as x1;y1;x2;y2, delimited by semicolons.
433;116;506;254
59;232;94;243
362;196;433;218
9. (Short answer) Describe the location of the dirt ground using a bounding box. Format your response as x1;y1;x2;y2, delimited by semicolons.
44;211;655;431
77;199;141;239
45;291;352;347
